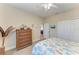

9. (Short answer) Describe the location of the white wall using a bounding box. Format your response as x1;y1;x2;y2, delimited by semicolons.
0;4;43;51
45;6;79;24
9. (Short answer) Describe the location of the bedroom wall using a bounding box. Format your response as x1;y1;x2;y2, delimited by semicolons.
45;6;79;24
0;4;43;51
45;6;79;42
0;4;6;49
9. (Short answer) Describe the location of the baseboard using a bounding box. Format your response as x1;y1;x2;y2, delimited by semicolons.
5;46;16;51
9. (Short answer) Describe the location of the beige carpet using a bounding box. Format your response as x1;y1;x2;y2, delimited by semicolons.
5;39;45;55
13;46;32;55
6;45;32;55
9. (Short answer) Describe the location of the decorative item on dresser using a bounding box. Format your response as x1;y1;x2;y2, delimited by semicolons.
0;26;14;55
16;28;32;50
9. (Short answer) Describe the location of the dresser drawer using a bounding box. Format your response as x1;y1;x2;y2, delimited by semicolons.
16;43;32;50
16;33;32;37
16;36;32;40
17;39;32;43
16;41;32;49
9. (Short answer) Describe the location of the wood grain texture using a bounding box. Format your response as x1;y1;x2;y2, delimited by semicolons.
0;48;5;55
16;28;32;50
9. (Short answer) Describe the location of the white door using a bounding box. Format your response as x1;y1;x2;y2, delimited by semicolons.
43;23;50;39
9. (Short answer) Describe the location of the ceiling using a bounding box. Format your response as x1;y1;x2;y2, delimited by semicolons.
7;3;79;19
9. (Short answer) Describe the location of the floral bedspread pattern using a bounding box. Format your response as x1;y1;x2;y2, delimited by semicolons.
32;38;79;55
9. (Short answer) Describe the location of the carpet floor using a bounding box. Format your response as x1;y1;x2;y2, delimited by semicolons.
5;45;32;55
5;39;45;55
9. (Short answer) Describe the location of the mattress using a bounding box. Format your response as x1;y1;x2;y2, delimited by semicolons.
32;37;79;55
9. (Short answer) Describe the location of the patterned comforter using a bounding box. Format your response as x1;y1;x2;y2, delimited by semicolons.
32;38;79;55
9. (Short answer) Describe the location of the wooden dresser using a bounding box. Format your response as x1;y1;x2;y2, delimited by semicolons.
16;28;32;50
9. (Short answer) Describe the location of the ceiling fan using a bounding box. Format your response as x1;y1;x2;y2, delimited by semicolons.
41;3;58;10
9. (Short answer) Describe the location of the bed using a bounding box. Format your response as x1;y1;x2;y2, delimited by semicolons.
32;37;79;55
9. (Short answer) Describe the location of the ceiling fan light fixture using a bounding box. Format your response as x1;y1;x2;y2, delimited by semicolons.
41;3;57;10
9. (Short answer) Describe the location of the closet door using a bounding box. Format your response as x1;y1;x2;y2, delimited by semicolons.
71;19;79;42
57;19;79;42
57;20;74;40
